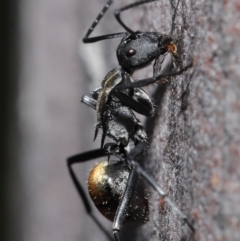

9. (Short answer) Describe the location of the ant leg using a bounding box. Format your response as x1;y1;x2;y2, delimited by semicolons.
113;89;154;116
153;51;176;78
67;148;114;241
112;168;139;241
125;160;195;232
125;142;195;232
112;141;148;239
81;95;97;110
114;0;160;34
82;85;103;108
113;72;155;116
83;0;127;43
129;160;195;232
170;0;181;34
116;62;193;89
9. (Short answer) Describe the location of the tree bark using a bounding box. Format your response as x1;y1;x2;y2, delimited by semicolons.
140;0;240;241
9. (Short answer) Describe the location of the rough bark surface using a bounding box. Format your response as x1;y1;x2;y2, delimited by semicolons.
140;1;240;241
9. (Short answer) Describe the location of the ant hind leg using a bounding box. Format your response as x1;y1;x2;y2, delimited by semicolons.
129;160;195;232
67;148;114;241
126;141;195;232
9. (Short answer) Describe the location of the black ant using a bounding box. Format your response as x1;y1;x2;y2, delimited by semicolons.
67;0;193;240
67;76;194;241
68;77;153;241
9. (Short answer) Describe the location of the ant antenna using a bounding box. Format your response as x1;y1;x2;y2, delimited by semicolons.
83;0;126;43
114;0;159;34
83;0;161;43
84;0;114;39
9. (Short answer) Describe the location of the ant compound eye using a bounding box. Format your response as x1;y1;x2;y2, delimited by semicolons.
126;49;136;57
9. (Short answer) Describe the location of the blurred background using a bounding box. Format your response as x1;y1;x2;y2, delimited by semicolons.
1;0;142;240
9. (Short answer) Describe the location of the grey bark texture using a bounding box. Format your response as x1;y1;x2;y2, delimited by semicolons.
140;0;240;241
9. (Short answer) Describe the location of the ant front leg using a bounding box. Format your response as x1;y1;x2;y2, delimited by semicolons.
116;62;193;89
67;148;114;241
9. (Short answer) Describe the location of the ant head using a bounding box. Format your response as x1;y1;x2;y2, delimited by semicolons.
117;32;173;70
